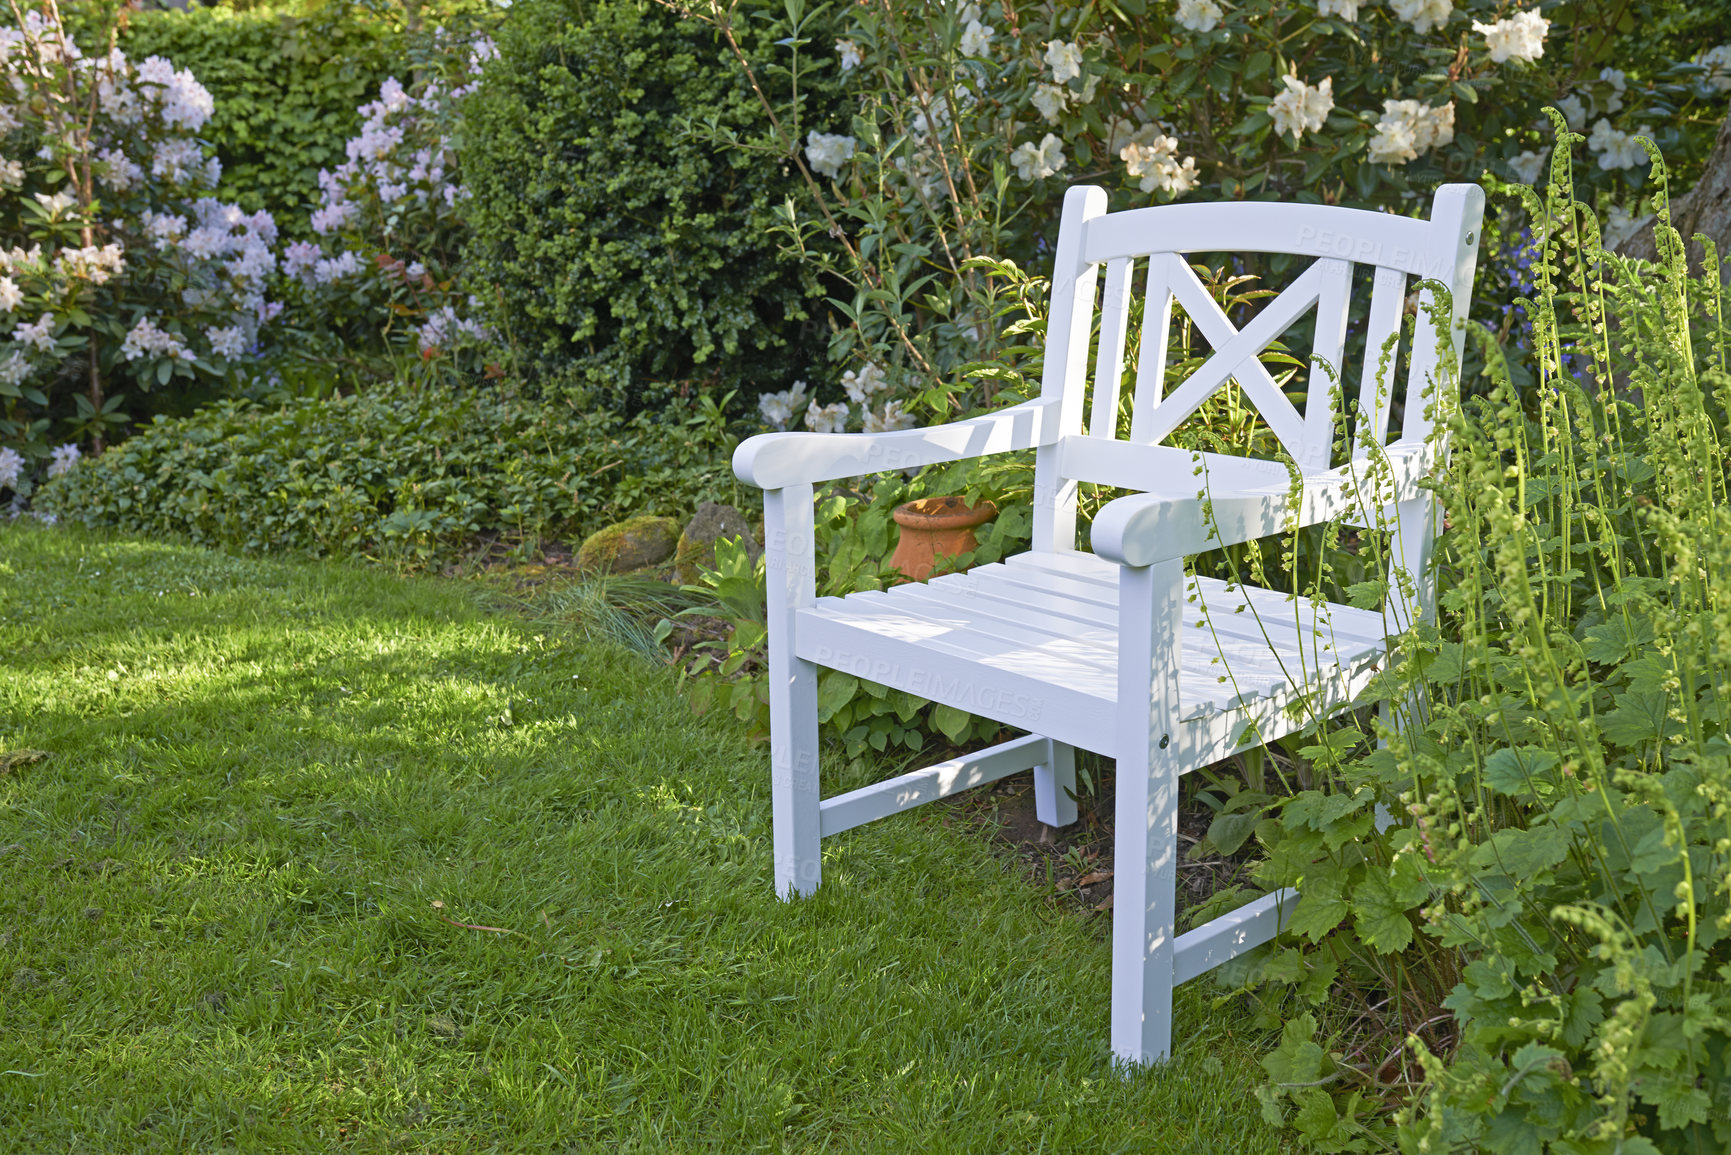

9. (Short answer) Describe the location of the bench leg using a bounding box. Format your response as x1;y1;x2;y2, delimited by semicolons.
1033;740;1078;828
1111;560;1185;1065
765;484;821;899
770;652;822;898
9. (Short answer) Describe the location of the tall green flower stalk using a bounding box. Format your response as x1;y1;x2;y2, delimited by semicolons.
1235;129;1731;1152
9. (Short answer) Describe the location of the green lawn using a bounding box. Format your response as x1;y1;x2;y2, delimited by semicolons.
0;524;1285;1152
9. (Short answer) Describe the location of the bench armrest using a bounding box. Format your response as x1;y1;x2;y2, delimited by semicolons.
1091;441;1436;567
732;399;1060;490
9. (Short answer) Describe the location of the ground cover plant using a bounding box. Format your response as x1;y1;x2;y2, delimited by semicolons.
0;521;1289;1151
35;381;744;566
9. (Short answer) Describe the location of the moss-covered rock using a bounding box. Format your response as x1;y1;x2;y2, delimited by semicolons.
575;515;679;573
675;502;761;584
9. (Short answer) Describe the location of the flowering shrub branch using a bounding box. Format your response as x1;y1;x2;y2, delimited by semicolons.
0;0;277;493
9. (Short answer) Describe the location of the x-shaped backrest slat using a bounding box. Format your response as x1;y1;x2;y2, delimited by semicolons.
1125;253;1351;474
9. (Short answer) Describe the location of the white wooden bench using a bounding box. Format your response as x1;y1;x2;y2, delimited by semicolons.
732;184;1484;1065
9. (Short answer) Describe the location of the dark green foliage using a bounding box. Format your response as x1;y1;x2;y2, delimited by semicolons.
121;4;399;228
39;384;743;564
462;0;842;410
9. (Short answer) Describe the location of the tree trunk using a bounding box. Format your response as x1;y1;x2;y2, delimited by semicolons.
1616;109;1731;276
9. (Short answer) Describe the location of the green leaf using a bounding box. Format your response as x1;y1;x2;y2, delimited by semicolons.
1285;875;1349;943
930;703;971;743
1601;689;1682;748
1482;746;1560;798
1205;809;1262;856
815;672;858;724
1470;823;1572;878
1351;877;1415;953
1343;580;1386;610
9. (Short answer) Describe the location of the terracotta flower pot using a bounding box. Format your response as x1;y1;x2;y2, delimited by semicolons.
889;496;998;582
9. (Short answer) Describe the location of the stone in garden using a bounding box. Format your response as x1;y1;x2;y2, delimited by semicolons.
676;502;762;584
575;515;680;574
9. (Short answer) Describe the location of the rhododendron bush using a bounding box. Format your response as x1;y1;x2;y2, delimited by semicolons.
274;29;496;385
683;0;1730;429
0;1;278;492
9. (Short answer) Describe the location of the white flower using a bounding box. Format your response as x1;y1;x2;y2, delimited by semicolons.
1011;133;1067;181
0;277;19;313
206;325;246;359
47;443;79;478
0;446;22;489
1317;0;1359;20
1696;45;1731;93
1587;118;1648;170
804;400;850;434
0;350;26;387
1044;40;1083;84
1121;134;1201;196
1599;67;1626;113
1388;0;1452;34
1032;83;1069;124
758;381;810;430
842;363;889;404
1510;149;1547;185
1600;204;1651;251
1367;99;1454;164
863;400;918;432
805;131;857;180
959;19;995;58
0;159;23;191
1173;0;1222;32
53;244;126;285
1473;10;1547;63
32;189;77;219
1555;95;1587;130
12;313;55;353
96;147;144;191
120;316;190;362
836;39;862;71
1269;75;1334;142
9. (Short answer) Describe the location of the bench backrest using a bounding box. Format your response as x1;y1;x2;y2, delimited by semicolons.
1029;185;1485;554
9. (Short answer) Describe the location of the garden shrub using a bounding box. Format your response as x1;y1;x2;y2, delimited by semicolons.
461;0;844;411
119;3;400;229
37;384;743;567
1216;140;1731;1151
0;6;279;488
